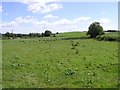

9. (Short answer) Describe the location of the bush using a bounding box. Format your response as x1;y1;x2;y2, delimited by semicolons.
96;35;118;41
103;36;117;41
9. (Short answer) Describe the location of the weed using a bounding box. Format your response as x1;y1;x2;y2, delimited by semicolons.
74;42;79;46
71;46;75;49
64;69;75;75
75;49;79;54
83;57;86;60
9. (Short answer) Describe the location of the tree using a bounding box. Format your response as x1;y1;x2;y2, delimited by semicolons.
17;34;22;38
56;32;59;34
41;33;44;37
28;33;33;37
44;30;52;37
5;32;10;38
10;33;16;38
87;22;104;38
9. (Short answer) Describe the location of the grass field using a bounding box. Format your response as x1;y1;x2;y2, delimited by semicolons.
2;32;118;88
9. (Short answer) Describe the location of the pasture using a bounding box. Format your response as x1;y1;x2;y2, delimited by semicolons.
2;32;118;88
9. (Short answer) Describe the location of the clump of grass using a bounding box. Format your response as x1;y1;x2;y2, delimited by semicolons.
14;56;19;60
71;45;75;49
71;41;79;50
82;45;86;47
74;42;79;46
64;69;75;75
83;57;86;60
75;49;79;54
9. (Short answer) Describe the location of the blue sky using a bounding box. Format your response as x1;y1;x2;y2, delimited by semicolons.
1;0;118;33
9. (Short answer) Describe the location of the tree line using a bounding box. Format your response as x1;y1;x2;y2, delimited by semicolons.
2;30;59;39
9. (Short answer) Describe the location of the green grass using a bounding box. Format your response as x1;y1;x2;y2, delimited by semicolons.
56;32;86;37
104;32;118;37
0;39;2;89
2;32;118;88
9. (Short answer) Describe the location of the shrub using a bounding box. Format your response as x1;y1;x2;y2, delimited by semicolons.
96;35;118;41
103;36;117;41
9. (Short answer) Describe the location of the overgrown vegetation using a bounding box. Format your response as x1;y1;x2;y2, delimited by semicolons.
95;32;119;41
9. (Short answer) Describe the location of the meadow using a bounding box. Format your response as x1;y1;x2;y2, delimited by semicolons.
2;32;118;88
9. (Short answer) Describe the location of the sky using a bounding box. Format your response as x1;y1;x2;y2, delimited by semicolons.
0;0;119;34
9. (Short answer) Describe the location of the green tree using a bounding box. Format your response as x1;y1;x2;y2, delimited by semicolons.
44;30;52;37
87;22;104;38
5;32;10;37
28;33;33;37
10;33;16;38
41;33;44;37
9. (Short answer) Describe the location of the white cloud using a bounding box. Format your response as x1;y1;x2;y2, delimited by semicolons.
2;16;90;33
37;17;91;32
20;0;62;13
20;0;59;3
53;18;73;26
88;18;111;25
2;16;117;33
14;16;36;24
87;18;113;30
2;16;36;28
101;11;107;15
2;21;18;28
98;18;117;30
98;18;111;24
43;14;58;19
0;4;3;12
102;25;117;30
74;17;91;22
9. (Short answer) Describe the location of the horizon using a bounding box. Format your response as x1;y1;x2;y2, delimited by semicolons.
1;1;118;34
1;29;119;34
